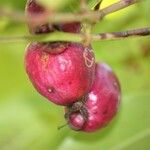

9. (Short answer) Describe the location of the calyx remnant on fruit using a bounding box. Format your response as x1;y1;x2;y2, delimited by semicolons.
65;99;88;131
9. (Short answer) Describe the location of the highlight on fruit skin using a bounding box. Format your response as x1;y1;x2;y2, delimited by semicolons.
65;63;121;132
25;42;95;106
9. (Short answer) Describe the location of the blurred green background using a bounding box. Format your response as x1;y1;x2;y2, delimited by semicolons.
0;0;150;150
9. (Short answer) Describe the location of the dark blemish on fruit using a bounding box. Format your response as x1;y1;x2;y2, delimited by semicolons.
103;109;108;115
69;81;72;85
113;81;118;89
47;87;55;93
93;111;98;115
60;83;64;86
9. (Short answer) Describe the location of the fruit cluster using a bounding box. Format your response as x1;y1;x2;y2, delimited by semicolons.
25;0;121;132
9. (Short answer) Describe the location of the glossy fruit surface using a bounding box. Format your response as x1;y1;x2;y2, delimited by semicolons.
25;42;95;105
65;63;121;132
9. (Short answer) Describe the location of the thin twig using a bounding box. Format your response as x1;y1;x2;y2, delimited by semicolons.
80;0;88;12
0;32;82;43
92;27;150;41
0;28;149;43
99;0;139;19
0;0;139;24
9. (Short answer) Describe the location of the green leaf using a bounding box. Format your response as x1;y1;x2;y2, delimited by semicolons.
0;95;68;150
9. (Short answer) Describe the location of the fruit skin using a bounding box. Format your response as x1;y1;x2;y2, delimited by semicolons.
65;63;121;132
25;0;81;34
25;42;95;106
56;22;81;33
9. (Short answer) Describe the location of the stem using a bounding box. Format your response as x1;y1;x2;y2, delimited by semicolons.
0;0;139;24
99;0;139;19
92;27;150;41
0;28;149;43
0;32;82;43
80;0;88;12
57;122;69;130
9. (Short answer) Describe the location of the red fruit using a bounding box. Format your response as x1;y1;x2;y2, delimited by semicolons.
26;0;44;14
56;22;81;33
25;0;81;34
25;0;54;34
65;63;121;132
25;42;95;106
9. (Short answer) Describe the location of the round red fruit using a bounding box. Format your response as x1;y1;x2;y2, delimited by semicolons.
25;0;81;34
25;42;95;106
65;63;121;132
25;0;54;34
